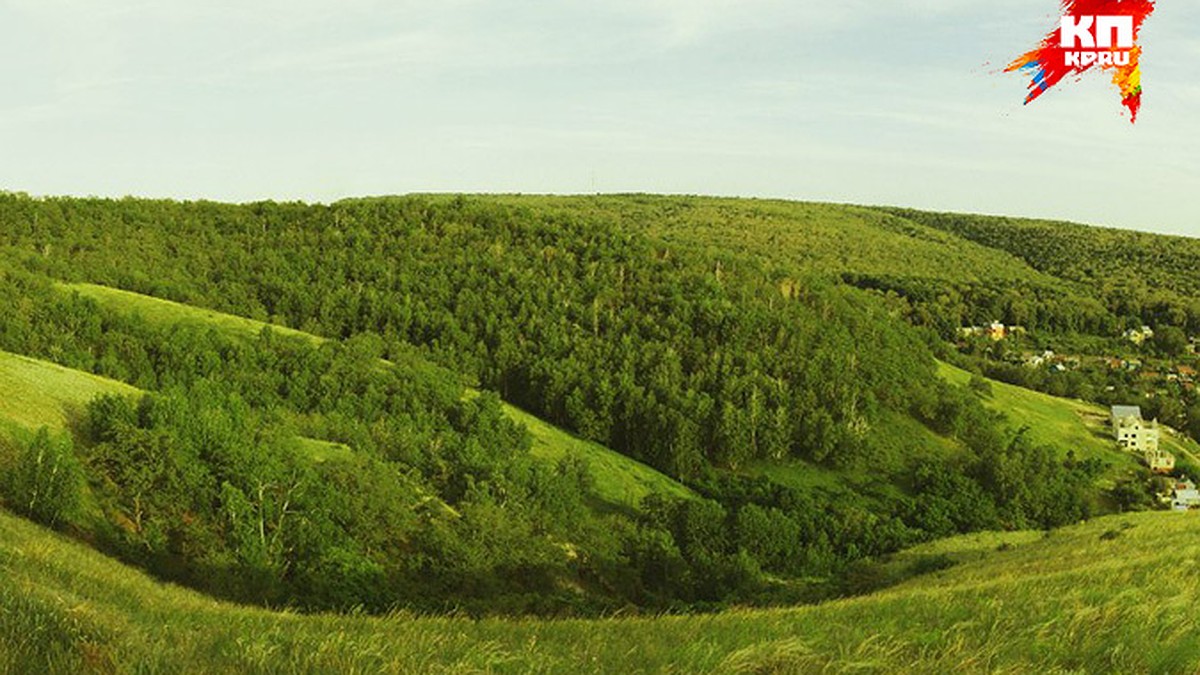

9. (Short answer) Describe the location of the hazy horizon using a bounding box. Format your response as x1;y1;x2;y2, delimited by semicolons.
7;187;1199;241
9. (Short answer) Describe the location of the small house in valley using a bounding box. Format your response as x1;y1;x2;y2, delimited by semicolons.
1111;405;1160;453
1146;448;1176;474
958;321;1022;342
1025;349;1056;368
1172;478;1200;511
1111;404;1174;472
1124;325;1154;345
987;321;1007;341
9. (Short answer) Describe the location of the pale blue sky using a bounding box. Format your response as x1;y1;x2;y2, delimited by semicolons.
1;1;1196;234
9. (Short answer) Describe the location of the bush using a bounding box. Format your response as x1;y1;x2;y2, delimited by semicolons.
3;429;84;528
968;374;993;398
908;553;955;576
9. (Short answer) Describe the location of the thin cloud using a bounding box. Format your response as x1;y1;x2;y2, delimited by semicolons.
0;1;1195;233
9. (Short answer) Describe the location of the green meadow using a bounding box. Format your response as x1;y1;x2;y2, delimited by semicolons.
63;282;320;345
0;349;139;435
937;361;1156;469
3;505;1198;673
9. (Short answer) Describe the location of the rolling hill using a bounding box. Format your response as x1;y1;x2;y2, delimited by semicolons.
477;195;1073;287
938;360;1200;476
938;361;1128;464
72;280;1148;518
59;281;695;510
0;349;138;435
883;206;1200;299
4;191;1200;649
3;505;1197;673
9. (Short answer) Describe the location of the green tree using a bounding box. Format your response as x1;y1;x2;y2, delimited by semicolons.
5;429;83;527
1153;325;1188;357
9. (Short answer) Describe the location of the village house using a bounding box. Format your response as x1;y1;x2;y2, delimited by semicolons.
958;321;1012;341
1124;325;1154;345
1111;405;1161;454
987;321;1007;341
1146;448;1176;474
958;321;1023;343
1024;349;1055;368
1172;478;1200;511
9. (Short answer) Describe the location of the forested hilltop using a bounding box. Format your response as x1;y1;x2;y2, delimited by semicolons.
884;207;1200;315
0;192;1180;616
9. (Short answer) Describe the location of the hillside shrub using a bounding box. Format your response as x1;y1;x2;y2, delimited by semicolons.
3;429;83;528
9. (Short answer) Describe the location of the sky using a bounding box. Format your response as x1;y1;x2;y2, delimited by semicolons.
1;0;1197;235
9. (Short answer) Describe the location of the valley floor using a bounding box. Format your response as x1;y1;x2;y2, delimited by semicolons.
3;507;1198;673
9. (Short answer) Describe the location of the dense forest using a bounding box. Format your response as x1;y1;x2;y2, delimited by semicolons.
878;207;1200;335
2;194;954;475
0;192;1156;615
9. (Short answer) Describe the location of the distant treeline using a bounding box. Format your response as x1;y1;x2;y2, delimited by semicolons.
876;207;1200;336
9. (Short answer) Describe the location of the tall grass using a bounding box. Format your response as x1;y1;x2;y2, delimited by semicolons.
0;350;139;433
3;507;1198;673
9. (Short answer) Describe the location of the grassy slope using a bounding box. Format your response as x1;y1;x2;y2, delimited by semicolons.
0;350;139;434
937;361;1123;464
3;505;1199;673
62;282;694;507
0;348;355;465
0;350;460;526
938;361;1200;480
748;409;965;503
290;436;353;463
503;404;695;509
